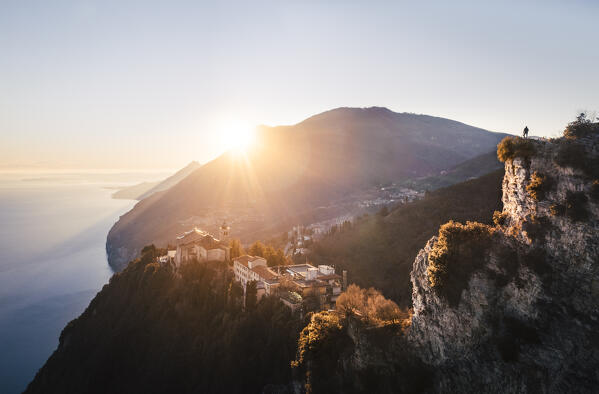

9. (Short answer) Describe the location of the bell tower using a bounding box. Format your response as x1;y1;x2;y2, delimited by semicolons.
219;220;230;242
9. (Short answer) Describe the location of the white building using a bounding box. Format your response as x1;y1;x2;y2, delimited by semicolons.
233;258;344;311
233;255;280;297
175;228;230;267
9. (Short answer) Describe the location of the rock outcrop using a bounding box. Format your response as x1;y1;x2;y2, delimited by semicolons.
295;134;599;393
409;135;599;392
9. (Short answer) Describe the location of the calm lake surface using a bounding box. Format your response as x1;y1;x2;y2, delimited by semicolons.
0;172;166;394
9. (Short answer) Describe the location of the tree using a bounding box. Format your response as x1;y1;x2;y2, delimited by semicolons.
275;248;287;266
228;281;244;310
140;244;157;262
264;245;288;267
336;284;407;325
245;280;258;311
248;241;266;257
248;241;288;266
335;284;365;316
564;112;597;139
229;239;244;259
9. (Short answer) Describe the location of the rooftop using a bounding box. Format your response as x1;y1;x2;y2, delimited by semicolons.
177;228;228;250
251;265;279;283
317;273;342;280
285;264;314;276
294;279;329;288
280;291;303;304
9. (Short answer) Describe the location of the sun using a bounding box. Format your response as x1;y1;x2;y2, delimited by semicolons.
221;121;255;154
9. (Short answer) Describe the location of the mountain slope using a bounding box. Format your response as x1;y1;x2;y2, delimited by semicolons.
112;161;202;200
309;168;504;307
400;150;503;191
137;161;202;200
25;254;301;394
107;107;508;271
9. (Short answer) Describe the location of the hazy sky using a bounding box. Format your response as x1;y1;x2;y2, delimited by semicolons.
1;0;598;170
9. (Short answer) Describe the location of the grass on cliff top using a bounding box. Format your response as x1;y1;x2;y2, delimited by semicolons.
427;220;495;307
497;136;536;163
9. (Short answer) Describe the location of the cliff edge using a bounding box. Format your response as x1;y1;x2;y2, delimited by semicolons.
408;132;599;392
294;126;599;393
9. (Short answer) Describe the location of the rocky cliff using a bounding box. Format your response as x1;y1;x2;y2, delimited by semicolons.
26;127;599;394
408;134;599;392
296;132;599;393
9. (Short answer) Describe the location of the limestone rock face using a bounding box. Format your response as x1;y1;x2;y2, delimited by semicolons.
408;136;599;393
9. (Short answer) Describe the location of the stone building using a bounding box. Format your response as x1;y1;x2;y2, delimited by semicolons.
175;228;230;267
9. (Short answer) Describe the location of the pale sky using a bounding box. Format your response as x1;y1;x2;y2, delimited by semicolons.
1;0;598;170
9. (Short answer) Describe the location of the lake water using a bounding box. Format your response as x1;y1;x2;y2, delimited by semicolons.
0;172;167;394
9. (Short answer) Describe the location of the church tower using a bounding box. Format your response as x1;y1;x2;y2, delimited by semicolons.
219;220;230;242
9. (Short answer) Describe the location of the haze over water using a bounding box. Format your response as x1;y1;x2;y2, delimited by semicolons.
0;172;165;394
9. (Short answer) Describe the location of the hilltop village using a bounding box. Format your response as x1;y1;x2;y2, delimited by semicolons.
157;223;346;314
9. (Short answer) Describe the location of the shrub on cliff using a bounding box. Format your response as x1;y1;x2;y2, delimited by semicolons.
556;113;599;179
292;311;350;393
563;112;599;140
293;311;346;368
555;141;599;179
428;221;495;306
497;136;535;163
526;172;553;201
336;284;410;326
294;299;426;394
493;210;509;226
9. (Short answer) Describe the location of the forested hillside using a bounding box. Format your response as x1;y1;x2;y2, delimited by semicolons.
25;249;302;394
309;169;504;307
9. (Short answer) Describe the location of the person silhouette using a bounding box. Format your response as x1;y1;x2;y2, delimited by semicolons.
523;126;529;138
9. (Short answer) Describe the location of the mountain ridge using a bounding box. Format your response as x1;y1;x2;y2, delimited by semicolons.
107;106;508;271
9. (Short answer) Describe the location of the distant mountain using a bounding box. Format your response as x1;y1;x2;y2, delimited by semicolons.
112;181;159;200
106;107;508;271
112;161;202;200
137;161;202;200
